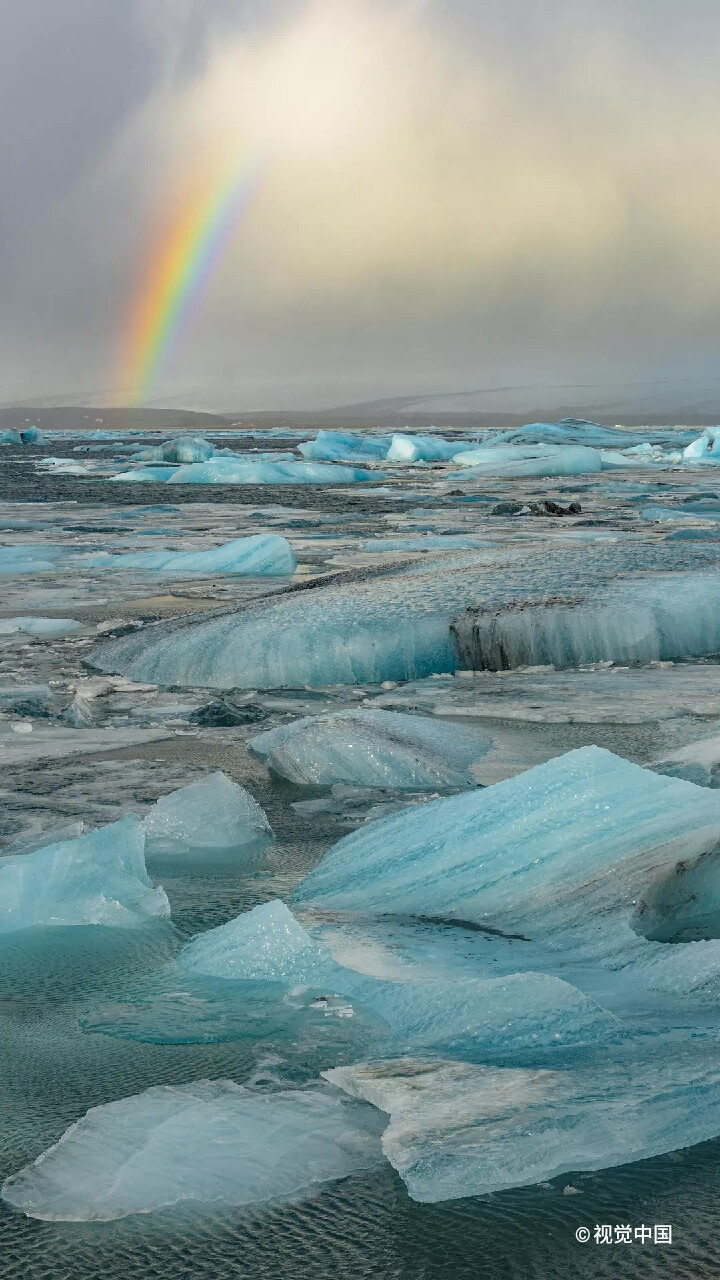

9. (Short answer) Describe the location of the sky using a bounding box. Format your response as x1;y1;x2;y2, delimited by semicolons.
2;0;720;412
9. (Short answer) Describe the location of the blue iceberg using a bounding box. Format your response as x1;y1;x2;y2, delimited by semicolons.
386;435;465;463
297;430;390;462
144;771;273;858
248;709;491;789
166;458;383;485
450;444;602;477
0;817;169;933
83;533;297;577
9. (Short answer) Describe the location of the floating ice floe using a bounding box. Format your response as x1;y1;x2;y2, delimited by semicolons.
449;444;602;477
0;426;46;445
91;538;720;688
0;817;169;932
129;435;215;464
297;430;390;462
111;466;179;483
144;772;273;858
683;429;720;462
1;1081;383;1220
0;617;81;637
0;544;67;574
294;746;720;983
80;533;296;577
248;709;491;789
385;434;465;463
324;1048;720;1202
161;458;384;485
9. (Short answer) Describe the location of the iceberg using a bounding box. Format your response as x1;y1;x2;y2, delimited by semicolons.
91;538;720;689
1;1080;383;1220
451;568;720;670
130;435;215;464
0;817;169;932
0;617;81;637
248;709;491;789
297;430;390;462
110;466;179;483
386;435;465;463
294;746;720;984
176;900;617;1057
83;534;296;577
324;1049;720;1202
683;429;720;462
144;772;273;858
165;458;383;485
450;444;602;477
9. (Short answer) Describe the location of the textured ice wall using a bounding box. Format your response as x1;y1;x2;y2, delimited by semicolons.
451;569;720;670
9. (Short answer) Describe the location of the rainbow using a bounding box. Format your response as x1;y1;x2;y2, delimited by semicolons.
121;152;259;405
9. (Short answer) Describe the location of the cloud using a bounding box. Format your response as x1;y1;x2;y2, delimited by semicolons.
3;0;720;406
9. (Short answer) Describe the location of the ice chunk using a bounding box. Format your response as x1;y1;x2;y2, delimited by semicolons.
297;430;390;462
178;900;330;982
83;534;296;576
110;466;179;483
144;772;272;858
0;617;80;637
324;1050;720;1202
450;444;602;477
451;569;720;670
386;435;464;463
0;544;67;574
130;435;215;464
0;817;169;932
177;901;616;1056
92;540;720;689
248;709;491;789
683;429;720;461
294;746;720;981
1;1080;383;1220
166;458;383;484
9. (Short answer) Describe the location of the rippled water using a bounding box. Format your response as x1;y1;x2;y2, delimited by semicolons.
3;432;720;1277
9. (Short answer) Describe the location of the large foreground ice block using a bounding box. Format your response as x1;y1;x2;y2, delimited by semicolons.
84;534;296;577
1;1081;383;1220
294;747;720;974
324;1048;720;1202
166;458;382;484
144;772;273;858
91;541;720;689
0;817;169;932
248;710;491;789
450;444;602;477
297;430;390;462
451;569;720;670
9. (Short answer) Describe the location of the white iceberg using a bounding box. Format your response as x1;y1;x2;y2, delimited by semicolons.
386;435;465;463
1;1080;383;1220
324;1050;720;1202
248;709;491;789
